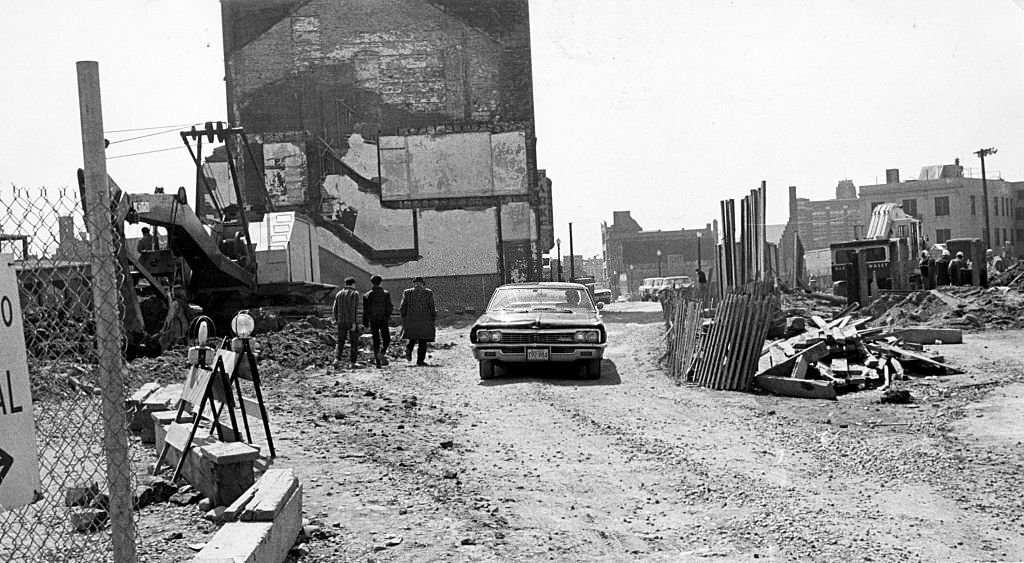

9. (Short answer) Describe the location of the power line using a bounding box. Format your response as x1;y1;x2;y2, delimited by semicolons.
104;123;194;134
108;124;197;145
107;146;183;160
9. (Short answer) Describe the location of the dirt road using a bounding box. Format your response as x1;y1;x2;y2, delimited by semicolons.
168;302;1024;562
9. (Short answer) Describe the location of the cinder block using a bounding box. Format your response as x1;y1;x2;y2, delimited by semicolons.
193;473;303;563
160;423;259;506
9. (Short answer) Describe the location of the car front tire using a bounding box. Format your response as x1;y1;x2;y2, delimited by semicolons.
479;360;496;380
583;359;602;379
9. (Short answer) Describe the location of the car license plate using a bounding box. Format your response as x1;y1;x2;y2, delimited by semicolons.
526;348;549;361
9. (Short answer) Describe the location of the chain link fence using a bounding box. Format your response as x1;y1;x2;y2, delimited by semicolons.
0;185;138;561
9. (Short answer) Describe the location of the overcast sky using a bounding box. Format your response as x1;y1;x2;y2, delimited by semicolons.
2;0;1023;257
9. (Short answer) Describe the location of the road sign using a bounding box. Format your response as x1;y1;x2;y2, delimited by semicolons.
0;255;41;511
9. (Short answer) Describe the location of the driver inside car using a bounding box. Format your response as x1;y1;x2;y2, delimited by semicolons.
563;289;581;307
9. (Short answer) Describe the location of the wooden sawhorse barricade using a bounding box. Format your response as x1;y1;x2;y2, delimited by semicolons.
154;337;276;483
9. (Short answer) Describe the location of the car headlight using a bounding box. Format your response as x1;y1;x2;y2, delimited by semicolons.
574;331;586;342
586;331;599;343
575;330;599;343
477;331;491;343
491;330;502;342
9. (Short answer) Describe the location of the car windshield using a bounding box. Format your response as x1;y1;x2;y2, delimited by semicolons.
487;287;596;312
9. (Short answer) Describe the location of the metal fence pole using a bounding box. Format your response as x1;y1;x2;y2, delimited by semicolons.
77;60;137;562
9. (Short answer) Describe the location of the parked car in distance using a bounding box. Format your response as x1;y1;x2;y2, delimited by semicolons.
593;288;612;305
663;275;693;290
639;277;662;301
470;282;607;380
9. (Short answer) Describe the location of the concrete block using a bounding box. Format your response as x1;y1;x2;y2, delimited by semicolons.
126;382;161;431
193;476;302;563
149;410;195;446
160;423;259;506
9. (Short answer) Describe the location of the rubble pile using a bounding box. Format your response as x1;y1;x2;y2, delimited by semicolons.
869;287;1024;330
258;316;410;370
755;313;961;400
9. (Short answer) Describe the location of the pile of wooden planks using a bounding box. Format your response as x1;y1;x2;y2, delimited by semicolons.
690;293;775;391
665;297;707;382
754;314;962;400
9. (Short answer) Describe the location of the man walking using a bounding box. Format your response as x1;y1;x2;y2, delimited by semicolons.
400;276;436;366
332;277;362;368
363;274;394;368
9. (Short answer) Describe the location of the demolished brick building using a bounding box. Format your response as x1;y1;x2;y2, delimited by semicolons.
210;0;554;309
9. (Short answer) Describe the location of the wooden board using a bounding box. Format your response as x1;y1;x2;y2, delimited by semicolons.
755;374;837;400
869;342;961;374
755;342;828;378
893;327;963;345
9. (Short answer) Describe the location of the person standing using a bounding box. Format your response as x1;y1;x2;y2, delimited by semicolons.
918;251;933;290
332;277;362;368
935;249;951;286
363;274;394;368
137;227;159;253
400;276;436;366
948;251;965;286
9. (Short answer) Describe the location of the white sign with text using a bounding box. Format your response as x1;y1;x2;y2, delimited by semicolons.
0;255;41;511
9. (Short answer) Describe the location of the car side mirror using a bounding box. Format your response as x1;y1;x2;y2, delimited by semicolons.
596;302;604;310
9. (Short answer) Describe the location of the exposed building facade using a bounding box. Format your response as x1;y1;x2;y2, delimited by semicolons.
859;163;1019;250
601;211;716;299
214;0;552;309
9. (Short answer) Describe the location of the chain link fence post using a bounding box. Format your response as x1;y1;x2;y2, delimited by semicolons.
77;60;137;563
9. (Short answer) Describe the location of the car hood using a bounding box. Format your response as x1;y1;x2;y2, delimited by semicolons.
473;309;602;328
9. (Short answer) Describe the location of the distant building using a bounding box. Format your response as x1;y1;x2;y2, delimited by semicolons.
601;211;716;299
791;180;865;252
859;161;1019;249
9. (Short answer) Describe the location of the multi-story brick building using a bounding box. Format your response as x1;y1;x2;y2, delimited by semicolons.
212;0;552;309
791;180;864;251
601;211;716;299
859;163;1020;250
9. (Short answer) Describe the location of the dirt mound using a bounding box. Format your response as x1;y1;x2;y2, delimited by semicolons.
869;286;1024;331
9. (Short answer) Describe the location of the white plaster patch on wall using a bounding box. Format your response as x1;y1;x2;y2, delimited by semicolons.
315;207;497;277
321;174;415;249
264;142;307;208
340;134;379;180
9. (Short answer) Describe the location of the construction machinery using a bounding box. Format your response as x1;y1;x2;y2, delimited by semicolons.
89;122;336;358
830;202;923;305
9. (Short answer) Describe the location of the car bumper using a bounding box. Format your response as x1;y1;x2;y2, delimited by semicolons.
473;344;605;363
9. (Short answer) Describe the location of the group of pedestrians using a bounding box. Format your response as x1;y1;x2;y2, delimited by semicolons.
919;244;1015;289
331;275;437;369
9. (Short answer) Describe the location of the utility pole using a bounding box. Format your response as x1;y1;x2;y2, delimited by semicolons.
555;238;562;281
975;147;997;250
568;222;575;282
77;60;138;563
696;232;702;272
656;249;663;277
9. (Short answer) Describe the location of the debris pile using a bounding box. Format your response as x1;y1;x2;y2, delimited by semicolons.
868;287;1024;330
754;313;961;400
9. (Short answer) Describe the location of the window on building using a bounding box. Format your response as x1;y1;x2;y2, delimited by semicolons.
1016;229;1024;245
994;197;1000;217
936;229;951;243
901;198;917;217
971;195;976;216
934;196;950;216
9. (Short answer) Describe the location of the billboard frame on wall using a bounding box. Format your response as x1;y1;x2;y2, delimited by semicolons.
378;130;529;203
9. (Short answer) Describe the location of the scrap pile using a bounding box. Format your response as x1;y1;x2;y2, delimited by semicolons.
867;287;1024;331
754;312;962;400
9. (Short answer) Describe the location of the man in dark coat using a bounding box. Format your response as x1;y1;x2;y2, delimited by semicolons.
948;251;965;286
400;277;436;366
935;250;951;286
363;274;394;368
332;277;362;368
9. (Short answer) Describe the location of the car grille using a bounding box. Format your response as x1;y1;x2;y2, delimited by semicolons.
499;332;577;344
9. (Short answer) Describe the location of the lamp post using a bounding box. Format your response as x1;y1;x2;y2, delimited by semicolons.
629;264;635;295
555;238;562;281
656;249;663;277
568;222;575;282
975;147;997;250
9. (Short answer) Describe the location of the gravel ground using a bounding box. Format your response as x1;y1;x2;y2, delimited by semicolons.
128;302;1024;561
